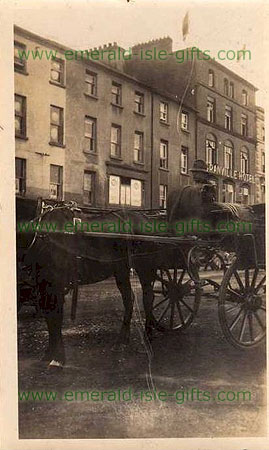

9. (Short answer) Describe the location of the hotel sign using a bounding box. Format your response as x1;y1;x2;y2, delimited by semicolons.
207;164;255;183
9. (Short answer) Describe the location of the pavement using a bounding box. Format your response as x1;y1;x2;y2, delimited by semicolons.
18;273;266;438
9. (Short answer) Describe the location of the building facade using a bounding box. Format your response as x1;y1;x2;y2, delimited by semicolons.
14;26;262;209
14;27;196;209
125;45;258;205
255;106;265;203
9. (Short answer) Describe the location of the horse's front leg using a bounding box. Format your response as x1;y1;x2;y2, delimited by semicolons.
114;267;134;346
40;286;65;369
136;268;156;341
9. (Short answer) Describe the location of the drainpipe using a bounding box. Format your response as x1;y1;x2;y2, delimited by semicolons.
150;91;154;209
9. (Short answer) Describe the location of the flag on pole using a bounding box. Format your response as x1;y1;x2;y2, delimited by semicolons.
182;11;189;41
237;44;246;62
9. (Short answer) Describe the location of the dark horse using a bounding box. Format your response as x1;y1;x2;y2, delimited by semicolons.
17;184;255;369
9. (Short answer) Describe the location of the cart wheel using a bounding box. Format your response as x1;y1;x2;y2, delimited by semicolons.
218;260;266;349
152;267;201;332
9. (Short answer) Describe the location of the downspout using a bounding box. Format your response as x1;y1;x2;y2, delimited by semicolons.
150;91;154;209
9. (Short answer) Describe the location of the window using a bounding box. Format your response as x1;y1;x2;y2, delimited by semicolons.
241;114;248;136
134;131;144;162
262;153;265;173
224;78;229;96
181;111;189;131
111;124;121;157
15;94;26;138
181;146;188;174
242;90;248;106
262;126;265;142
229;82;234;98
207;97;215;123
224;142;233;174
49;165;63;200
14;41;27;73
83;171;95;205
240;186;250;205
50;58;64;85
160;101;168;123
109;175;142;206
222;182;234;203
206;135;217;166
50;106;64;145
225;105;232;131
160;140;168;169
112;82;122;105
208;70;214;87
85;70;97;96
134;92;144;114
240;148;249;174
160;184;167;209
15;158;26;195
84;116;96;152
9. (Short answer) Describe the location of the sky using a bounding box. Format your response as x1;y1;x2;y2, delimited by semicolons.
12;0;268;106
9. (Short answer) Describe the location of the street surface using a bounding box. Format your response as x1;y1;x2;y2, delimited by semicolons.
18;272;266;438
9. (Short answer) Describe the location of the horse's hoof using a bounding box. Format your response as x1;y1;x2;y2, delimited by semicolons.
48;360;64;370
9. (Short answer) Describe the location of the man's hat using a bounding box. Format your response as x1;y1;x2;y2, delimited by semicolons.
190;159;209;174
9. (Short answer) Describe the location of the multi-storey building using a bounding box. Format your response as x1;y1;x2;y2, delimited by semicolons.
255;106;265;203
14;27;196;209
125;44;258;204
14;26;260;209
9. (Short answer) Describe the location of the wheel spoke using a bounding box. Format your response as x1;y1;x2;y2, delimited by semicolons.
248;312;254;342
253;311;266;332
226;288;244;300
245;270;249;288
254;276;266;294
225;303;241;314
239;310;248;342
153;296;169;310
170;302;175;328
234;270;245;291
251;268;259;288
229;307;244;331
177;270;186;285
178;296;194;314
156;302;170;324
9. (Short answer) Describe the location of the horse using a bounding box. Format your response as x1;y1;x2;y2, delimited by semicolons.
17;184;260;369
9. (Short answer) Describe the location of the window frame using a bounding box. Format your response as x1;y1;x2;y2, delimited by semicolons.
49;164;63;201
207;96;215;123
240;148;249;174
181;146;188;174
15;157;26;195
206;136;217;166
83;170;95;205
134;131;144;163
241;113;248;136
134;91;144;114
14;40;27;73
50;57;65;86
110;124;121;157
50;105;64;146
15;94;27;138
84;116;97;153
159;184;168;209
224;142;234;173
181;111;189;131
160;101;168;123
160;139;168;169
208;69;214;87
111;82;122;106
225;105;232;131
242;90;248;106
85;70;97;96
